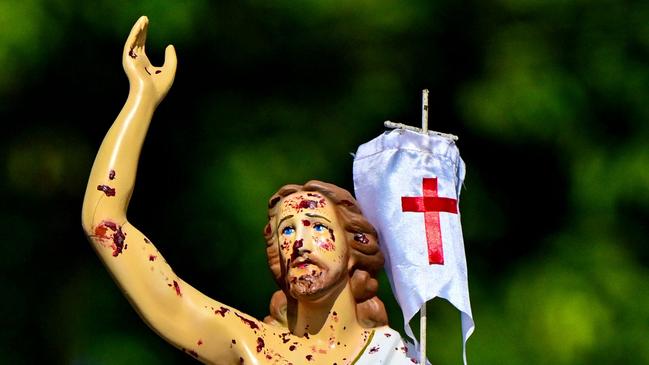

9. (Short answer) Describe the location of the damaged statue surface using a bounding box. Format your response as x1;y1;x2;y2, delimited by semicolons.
82;17;417;365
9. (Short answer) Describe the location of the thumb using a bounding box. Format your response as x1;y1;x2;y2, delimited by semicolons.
163;45;177;75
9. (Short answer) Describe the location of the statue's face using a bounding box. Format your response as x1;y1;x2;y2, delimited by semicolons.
276;192;348;300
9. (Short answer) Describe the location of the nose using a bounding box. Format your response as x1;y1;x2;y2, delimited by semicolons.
292;227;314;257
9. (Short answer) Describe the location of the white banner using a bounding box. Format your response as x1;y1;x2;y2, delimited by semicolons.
353;128;474;364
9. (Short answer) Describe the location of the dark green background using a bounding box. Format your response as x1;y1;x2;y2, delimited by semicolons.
2;0;648;364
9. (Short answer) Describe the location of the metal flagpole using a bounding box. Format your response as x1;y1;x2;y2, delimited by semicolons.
419;89;429;365
422;89;429;133
383;88;458;142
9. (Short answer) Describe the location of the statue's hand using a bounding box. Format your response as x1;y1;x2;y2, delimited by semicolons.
122;16;177;104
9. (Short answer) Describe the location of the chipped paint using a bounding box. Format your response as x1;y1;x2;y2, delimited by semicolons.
92;220;126;257
256;337;265;353
173;280;182;296
353;233;370;244
215;306;230;317
234;312;260;330
97;184;116;197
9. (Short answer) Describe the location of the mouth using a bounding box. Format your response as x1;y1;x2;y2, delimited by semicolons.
291;257;317;270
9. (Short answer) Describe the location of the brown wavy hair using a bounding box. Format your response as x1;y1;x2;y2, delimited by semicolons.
262;180;388;328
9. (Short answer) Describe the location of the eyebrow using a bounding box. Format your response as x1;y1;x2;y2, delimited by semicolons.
278;215;294;226
305;213;331;222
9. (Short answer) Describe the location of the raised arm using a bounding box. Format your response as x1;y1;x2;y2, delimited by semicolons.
82;16;176;227
81;17;270;364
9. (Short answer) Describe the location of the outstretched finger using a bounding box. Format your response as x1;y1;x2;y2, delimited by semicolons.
123;16;149;60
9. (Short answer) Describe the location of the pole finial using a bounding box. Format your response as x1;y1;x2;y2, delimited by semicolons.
383;89;459;141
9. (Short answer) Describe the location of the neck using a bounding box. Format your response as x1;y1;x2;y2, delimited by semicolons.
288;279;365;343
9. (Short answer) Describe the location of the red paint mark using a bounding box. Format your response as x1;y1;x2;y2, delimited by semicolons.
401;177;457;265
291;239;303;260
318;239;335;251
353;233;369;244
215;306;230;317
173;280;182;296
265;224;271;235
318;349;327;354
302;219;311;226
232;339;237;344
185;349;198;358
266;354;272;360
155;70;161;74
306;354;313;361
93;221;127;257
410;358;419;363
235;312;260;329
128;48;137;58
197;339;203;346
94;225;109;239
298;200;317;209
293;239;303;250
256;337;265;353
143;237;150;243
109;169;116;180
97;184;116;197
307;193;321;198
103;221;117;230
384;333;392;337
289;345;296;351
92;221;126;256
369;346;380;354
281;239;291;251
148;255;157;261
281;333;291;343
239;357;244;364
110;226;126;257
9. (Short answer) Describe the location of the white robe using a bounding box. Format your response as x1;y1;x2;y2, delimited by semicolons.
351;326;420;365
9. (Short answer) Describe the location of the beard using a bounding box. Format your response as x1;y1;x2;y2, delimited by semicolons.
286;261;347;301
288;268;327;298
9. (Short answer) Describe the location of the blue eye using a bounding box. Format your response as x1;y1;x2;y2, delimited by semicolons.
282;226;295;236
313;223;327;232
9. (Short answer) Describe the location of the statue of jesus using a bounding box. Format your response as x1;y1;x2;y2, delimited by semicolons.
82;16;418;364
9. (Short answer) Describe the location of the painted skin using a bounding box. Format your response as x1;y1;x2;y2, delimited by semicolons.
82;16;375;365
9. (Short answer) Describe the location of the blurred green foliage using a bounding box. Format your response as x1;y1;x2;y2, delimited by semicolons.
1;0;648;364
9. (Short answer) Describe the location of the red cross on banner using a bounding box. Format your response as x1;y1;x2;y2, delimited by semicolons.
401;177;458;265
